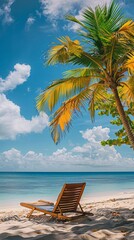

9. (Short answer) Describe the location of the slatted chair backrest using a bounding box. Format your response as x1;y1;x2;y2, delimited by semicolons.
53;183;86;214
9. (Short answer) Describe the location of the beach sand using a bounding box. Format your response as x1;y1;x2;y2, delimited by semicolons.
0;193;134;240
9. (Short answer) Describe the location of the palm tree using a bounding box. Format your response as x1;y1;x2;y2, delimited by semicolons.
37;1;134;148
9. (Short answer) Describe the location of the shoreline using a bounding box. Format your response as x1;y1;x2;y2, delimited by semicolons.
0;189;134;211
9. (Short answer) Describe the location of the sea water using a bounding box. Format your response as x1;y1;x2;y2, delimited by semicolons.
0;172;134;208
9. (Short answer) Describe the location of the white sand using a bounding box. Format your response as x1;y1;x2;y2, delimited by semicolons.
0;193;134;240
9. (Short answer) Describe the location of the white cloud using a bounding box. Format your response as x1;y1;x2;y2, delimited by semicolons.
3;148;22;161
72;126;122;167
1;127;134;171
0;64;31;93
25;17;35;30
39;0;112;31
0;63;49;139
0;94;49;140
80;126;110;142
40;0;78;19
39;0;111;20
0;0;14;24
53;147;67;156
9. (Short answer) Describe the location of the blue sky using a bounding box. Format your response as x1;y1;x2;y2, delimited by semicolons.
0;0;134;172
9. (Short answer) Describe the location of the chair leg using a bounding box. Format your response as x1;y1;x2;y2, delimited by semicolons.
27;208;35;218
78;203;85;214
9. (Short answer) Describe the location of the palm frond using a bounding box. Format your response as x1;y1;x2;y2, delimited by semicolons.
118;20;134;40
88;84;109;120
65;14;85;28
69;51;107;77
47;36;82;65
71;2;125;50
120;77;134;106
50;88;92;143
124;52;134;73
63;67;103;79
50;83;109;143
104;1;125;31
36;76;92;112
69;52;100;68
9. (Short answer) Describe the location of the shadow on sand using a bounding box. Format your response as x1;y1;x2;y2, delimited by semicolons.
0;206;134;240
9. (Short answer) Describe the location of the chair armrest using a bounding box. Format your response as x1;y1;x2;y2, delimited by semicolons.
38;200;54;205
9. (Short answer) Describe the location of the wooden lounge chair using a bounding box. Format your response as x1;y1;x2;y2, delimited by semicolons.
20;182;86;220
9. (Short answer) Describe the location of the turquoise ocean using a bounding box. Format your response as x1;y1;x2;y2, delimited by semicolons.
0;172;134;208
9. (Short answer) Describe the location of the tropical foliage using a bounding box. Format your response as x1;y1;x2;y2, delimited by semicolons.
95;95;134;147
37;1;134;148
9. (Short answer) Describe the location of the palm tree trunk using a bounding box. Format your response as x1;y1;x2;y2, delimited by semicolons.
112;88;134;149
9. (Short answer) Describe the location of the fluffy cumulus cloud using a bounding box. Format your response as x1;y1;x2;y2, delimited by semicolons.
80;126;110;142
0;0;15;24
72;126;122;167
0;94;49;139
39;0;112;31
0;64;31;93
39;0;111;20
0;63;49;139
40;0;78;19
1;126;134;171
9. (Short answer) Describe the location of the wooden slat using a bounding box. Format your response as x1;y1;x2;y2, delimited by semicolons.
62;191;82;196
64;192;81;196
59;203;77;208
63;187;82;191
60;195;80;200
59;199;77;204
61;195;81;200
59;208;76;212
75;183;86;211
63;191;82;195
59;204;77;209
60;202;78;207
65;183;85;188
59;200;77;205
62;192;81;196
